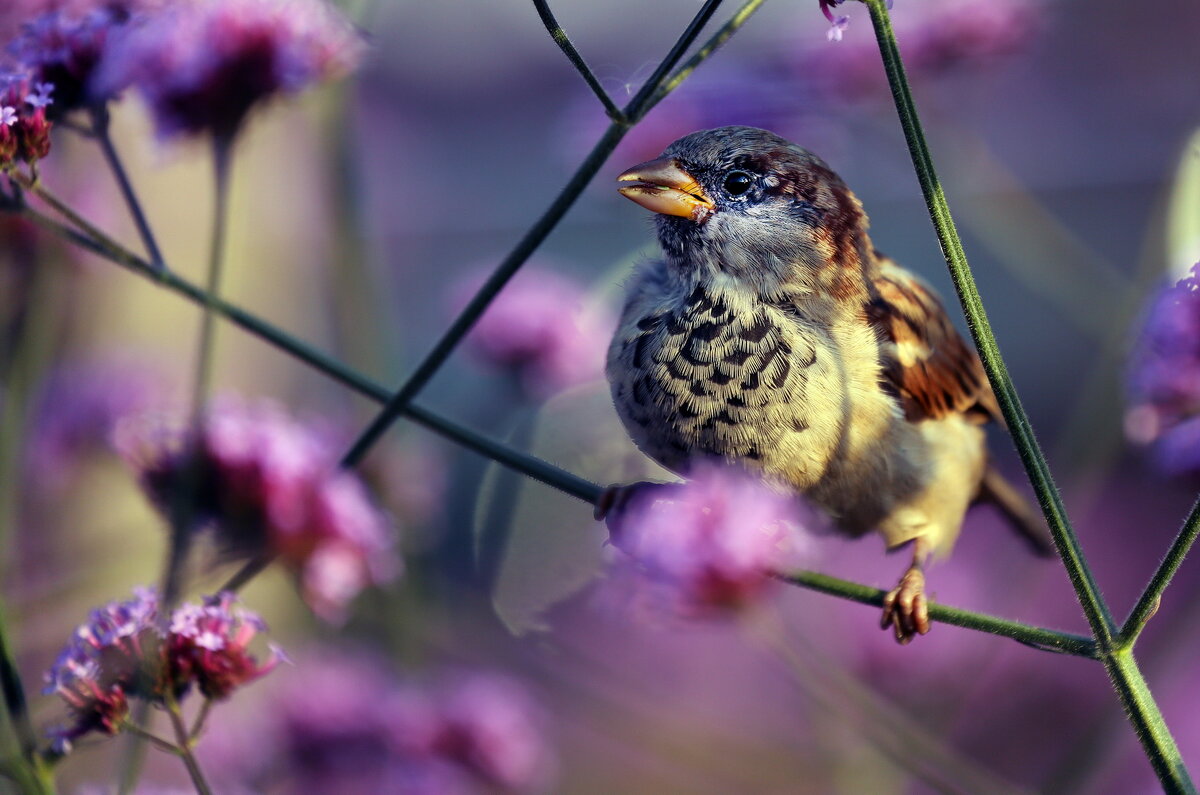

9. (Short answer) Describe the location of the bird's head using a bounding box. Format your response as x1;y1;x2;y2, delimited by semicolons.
617;126;872;298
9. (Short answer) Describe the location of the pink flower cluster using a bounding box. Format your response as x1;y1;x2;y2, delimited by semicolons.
116;397;399;621
455;266;615;400
0;70;52;164
226;653;556;794
606;465;817;612
44;588;280;754
93;0;364;139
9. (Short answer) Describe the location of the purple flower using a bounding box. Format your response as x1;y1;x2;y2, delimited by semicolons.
208;651;557;794
453;265;615;401
606;464;818;613
1126;263;1200;474
797;0;1040;102
819;0;850;42
0;69;53;163
115;396;399;622
93;0;364;139
45;588;279;754
26;355;164;493
423;673;556;792
43;588;160;752
0;105;15;125
167;592;282;701
6;7;132;114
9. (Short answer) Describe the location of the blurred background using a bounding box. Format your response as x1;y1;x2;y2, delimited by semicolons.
4;0;1200;791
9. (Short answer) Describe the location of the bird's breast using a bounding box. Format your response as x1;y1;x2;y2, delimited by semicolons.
607;281;839;479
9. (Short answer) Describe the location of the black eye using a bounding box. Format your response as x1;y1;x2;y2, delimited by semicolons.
722;171;753;196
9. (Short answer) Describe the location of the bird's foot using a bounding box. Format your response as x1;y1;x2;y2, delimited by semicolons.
881;566;930;645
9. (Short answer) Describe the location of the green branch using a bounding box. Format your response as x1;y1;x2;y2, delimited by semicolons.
1120;496;1200;646
861;0;1115;646
779;570;1096;657
861;0;1193;789
532;0;626;123
338;0;747;468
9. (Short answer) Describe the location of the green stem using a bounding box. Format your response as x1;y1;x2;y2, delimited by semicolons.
532;0;626;122
165;705;213;795
862;0;1115;646
0;605;39;765
338;0;744;468
863;0;1192;789
159;137;233;612
623;0;726;121
1120;496;1200;646
1101;649;1195;794
90;105;165;269
779;570;1096;657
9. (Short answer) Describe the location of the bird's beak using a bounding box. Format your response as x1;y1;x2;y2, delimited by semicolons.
616;157;714;223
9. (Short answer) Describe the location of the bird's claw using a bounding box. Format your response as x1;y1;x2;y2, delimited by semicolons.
881;567;930;645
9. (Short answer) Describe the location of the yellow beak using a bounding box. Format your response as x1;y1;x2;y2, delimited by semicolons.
616;157;714;223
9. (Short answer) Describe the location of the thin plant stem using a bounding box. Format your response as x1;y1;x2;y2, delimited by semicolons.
338;0;743;468
166;703;213;795
862;0;1193;789
779;571;1096;657
623;0;726;121
1121;496;1200;646
5;194;1102;658
0;606;36;755
1101;649;1194;794
639;0;767;118
159;137;233;613
121;724;181;756
532;0;625;122
189;700;213;742
861;0;1116;646
90;105;166;269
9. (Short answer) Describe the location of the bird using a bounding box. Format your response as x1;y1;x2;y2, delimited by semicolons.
603;125;1051;643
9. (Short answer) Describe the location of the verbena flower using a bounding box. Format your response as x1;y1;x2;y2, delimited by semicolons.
454;265;615;401
210;652;556;794
92;0;364;140
44;588;279;753
801;0;1037;100
6;7;135;114
0;69;53;164
1126;263;1200;474
115;397;400;621
26;355;164;492
606;464;817;612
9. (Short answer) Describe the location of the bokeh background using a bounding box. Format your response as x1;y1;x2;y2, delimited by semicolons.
4;0;1200;791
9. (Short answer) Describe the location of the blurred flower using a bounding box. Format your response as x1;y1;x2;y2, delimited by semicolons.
412;673;555;793
44;588;279;753
0;68;53;164
6;7;136;114
25;354;164;492
115;396;399;621
796;0;1040;102
1126;264;1200;474
92;0;363;140
209;650;556;794
453;265;615;401
606;464;818;613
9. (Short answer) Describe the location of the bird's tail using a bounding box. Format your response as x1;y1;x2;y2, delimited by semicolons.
975;462;1056;557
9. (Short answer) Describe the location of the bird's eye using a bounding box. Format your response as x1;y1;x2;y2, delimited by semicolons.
722;171;753;196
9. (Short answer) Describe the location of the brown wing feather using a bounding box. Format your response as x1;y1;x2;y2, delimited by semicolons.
866;258;1001;425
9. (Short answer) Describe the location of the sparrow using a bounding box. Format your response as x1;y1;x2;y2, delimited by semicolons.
604;126;1051;643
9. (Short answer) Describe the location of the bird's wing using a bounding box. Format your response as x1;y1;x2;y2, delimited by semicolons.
866;258;1002;425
